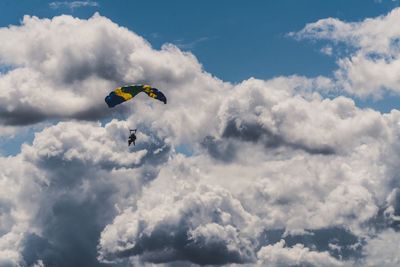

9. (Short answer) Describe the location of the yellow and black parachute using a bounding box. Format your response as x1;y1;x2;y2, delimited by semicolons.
105;84;167;108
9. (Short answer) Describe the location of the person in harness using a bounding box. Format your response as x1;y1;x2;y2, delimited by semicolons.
128;129;137;146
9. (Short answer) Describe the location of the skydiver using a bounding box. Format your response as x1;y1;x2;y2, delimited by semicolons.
128;129;137;146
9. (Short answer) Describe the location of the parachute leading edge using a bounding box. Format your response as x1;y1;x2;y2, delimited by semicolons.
105;85;167;108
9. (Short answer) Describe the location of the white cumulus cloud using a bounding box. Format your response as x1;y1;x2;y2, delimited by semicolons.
293;7;400;98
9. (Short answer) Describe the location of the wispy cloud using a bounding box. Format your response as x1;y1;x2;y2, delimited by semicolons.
374;0;399;3
320;45;333;56
49;1;99;10
174;36;215;50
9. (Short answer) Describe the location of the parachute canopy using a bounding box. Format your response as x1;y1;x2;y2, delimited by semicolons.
105;84;167;108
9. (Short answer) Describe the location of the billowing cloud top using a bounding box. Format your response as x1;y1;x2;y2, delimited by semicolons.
293;8;400;98
1;10;400;267
0;13;222;128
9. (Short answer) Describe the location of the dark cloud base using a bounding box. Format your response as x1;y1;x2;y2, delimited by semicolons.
261;227;363;261
21;187;127;267
222;120;335;155
115;223;252;266
203;119;335;162
0;108;46;126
